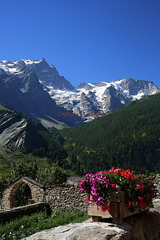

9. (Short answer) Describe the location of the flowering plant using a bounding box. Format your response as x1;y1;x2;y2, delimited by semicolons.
79;167;156;212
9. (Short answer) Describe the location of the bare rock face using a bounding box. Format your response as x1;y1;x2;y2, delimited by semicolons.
124;211;160;240
153;199;160;213
0;109;46;151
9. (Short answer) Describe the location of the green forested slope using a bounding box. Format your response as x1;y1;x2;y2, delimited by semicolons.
62;93;160;174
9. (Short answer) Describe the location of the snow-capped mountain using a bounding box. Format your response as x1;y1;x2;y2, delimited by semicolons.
0;59;81;128
0;58;159;123
0;58;74;90
48;78;159;121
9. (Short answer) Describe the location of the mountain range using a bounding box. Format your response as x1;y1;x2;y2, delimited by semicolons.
0;58;159;125
0;59;81;128
0;57;160;176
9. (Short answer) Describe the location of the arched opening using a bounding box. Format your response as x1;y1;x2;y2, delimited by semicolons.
14;182;32;207
2;177;45;210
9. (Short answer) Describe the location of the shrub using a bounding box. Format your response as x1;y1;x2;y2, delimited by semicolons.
0;210;89;240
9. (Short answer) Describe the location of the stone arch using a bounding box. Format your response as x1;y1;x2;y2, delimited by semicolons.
2;177;45;210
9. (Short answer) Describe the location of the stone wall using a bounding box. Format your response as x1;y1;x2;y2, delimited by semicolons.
0;202;51;224
1;177;87;213
154;174;160;198
44;184;88;213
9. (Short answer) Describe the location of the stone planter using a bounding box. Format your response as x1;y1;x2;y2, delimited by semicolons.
88;188;149;224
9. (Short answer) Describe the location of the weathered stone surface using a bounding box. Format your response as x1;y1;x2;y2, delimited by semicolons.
21;221;131;240
153;199;160;213
21;210;160;240
125;210;160;240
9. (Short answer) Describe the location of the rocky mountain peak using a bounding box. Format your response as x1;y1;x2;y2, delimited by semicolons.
40;57;47;62
24;58;74;91
17;60;27;71
119;78;159;96
0;58;159;125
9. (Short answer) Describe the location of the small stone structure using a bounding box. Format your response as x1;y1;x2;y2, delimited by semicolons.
1;177;87;213
2;177;45;210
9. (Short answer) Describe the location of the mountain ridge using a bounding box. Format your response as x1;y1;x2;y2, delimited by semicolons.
0;59;82;128
0;58;159;124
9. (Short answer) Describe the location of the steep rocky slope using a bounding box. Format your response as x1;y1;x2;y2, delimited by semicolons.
0;109;45;151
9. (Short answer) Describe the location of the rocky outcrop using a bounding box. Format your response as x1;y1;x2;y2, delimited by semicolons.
102;86;131;112
22;220;131;240
0;109;46;151
0;118;27;148
125;211;160;240
22;210;160;240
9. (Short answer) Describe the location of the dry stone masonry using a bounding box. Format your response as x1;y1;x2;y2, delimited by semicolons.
2;177;45;210
44;184;87;212
1;177;87;213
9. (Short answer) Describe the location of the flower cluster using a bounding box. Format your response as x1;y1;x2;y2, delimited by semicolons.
79;167;156;212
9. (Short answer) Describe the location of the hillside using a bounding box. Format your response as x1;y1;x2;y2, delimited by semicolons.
0;107;46;151
61;93;160;174
0;104;67;177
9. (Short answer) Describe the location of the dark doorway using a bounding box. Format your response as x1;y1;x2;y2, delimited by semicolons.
15;183;32;207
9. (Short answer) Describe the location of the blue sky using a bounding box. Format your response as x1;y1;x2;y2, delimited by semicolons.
0;0;160;88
